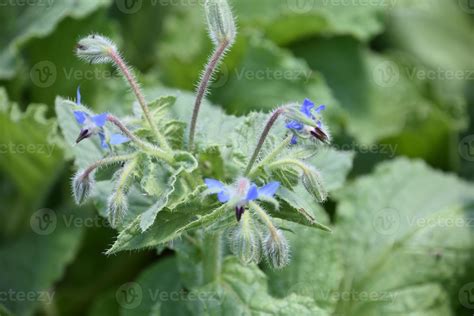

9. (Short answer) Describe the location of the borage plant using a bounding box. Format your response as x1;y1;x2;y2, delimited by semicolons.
57;0;334;305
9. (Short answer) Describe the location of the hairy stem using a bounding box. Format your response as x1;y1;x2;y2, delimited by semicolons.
83;153;136;178
244;107;286;175
250;202;278;239
202;232;223;284
107;49;170;150
248;135;292;177
267;158;308;171
107;115;173;163
188;39;229;150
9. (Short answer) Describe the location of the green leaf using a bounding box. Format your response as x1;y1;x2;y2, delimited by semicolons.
106;187;226;254
0;0;111;79
187;257;328;315
272;148;354;229
234;0;385;44
120;257;190;316
267;222;344;314
0;208;84;316
333;158;474;315
0;89;63;236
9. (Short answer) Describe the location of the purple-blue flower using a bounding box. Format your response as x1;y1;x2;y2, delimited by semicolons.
286;98;329;144
73;87;130;148
205;177;280;221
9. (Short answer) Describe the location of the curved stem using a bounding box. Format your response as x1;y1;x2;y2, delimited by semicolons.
83;153;136;178
250;202;278;239
244;108;286;176
248;135;292;177
267;158;307;171
107;115;173;163
107;49;171;151
188;39;230;150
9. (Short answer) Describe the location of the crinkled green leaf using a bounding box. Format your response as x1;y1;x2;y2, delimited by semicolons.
106;187;226;254
0;0;111;79
187;257;328;316
0;209;84;316
0;89;63;236
332;158;474;315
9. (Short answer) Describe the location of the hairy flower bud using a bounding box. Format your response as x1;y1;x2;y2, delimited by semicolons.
204;0;237;46
107;192;128;229
302;166;328;202
75;34;117;64
230;211;262;265
72;170;95;205
264;229;290;269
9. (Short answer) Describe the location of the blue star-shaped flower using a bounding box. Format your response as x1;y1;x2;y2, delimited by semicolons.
205;177;280;221
286;98;328;144
74;87;130;148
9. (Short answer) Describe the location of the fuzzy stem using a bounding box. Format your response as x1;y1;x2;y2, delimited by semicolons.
250;202;278;239
115;157;138;194
82;153;136;178
107;49;171;151
267;158;308;171
244;107;286;175
107;115;173;163
202;232;223;284
188;39;230;150
248;135;292;177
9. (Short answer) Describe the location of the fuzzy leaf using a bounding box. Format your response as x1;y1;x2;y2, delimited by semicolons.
187;257;328;315
0;0;111;79
332;158;474;315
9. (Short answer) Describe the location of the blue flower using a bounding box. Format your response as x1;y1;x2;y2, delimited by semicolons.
205;177;280;221
74;87;130;148
286;98;329;144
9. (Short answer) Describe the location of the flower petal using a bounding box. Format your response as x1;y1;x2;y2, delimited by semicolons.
300;99;315;117
218;190;230;203
246;184;259;201
205;178;225;191
315;105;325;113
290;135;298;145
258;181;280;198
92;113;108;127
73;111;88;125
76;86;81;105
286;121;304;131
98;132;108;149
110;134;130;145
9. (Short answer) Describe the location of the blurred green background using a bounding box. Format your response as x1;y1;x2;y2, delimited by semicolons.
0;0;473;315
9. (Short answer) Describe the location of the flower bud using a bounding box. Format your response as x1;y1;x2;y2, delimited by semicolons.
75;34;117;64
302;166;328;202
264;229;290;269
72;170;94;205
204;0;237;46
230;211;261;265
107;191;128;229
